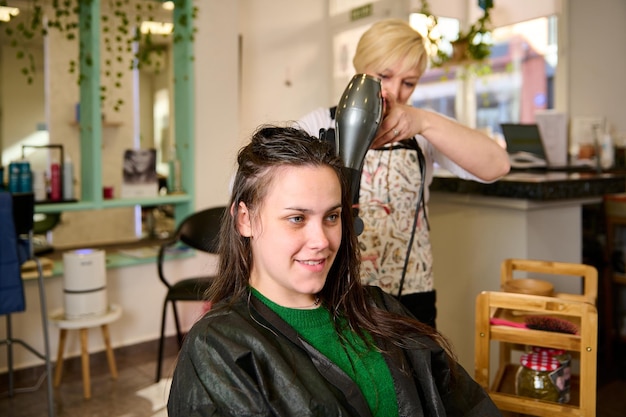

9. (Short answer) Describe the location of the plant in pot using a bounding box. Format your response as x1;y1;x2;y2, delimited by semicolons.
419;0;494;73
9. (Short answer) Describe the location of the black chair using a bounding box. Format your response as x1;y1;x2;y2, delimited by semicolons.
156;205;226;382
0;192;55;416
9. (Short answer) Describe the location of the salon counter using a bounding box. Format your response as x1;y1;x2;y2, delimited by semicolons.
428;169;625;370
431;169;626;201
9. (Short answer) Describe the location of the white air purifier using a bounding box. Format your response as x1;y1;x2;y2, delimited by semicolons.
63;249;108;319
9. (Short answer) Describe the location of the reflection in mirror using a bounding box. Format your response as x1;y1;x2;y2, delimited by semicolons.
0;2;48;183
138;8;176;239
138;35;173;182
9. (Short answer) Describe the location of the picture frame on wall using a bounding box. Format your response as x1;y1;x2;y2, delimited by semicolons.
121;148;158;198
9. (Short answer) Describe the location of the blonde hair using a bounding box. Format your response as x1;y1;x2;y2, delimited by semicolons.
353;18;428;76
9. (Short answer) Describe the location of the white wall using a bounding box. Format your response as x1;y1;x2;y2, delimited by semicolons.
239;0;330;137
194;0;241;209
568;0;626;136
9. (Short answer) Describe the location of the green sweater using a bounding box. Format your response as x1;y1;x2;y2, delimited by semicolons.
252;289;399;417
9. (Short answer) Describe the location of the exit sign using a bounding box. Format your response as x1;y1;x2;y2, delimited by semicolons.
350;4;373;21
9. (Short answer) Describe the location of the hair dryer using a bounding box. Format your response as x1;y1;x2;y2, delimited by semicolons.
335;74;383;234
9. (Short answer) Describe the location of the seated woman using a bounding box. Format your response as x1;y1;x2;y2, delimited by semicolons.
167;125;501;417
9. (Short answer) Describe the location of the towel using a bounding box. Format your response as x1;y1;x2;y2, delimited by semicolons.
0;192;26;315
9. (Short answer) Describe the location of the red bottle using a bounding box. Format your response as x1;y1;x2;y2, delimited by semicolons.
50;162;62;201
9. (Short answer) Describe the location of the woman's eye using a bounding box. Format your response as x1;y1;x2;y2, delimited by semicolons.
403;81;416;88
326;213;340;222
288;215;304;224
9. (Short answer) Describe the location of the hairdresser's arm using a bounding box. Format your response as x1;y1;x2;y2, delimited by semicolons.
373;96;510;182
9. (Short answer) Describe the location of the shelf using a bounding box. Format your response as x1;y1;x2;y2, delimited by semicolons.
490;308;582;352
101;194;191;208
35;201;96;213
22;240;195;280
69;120;123;127
35;193;191;213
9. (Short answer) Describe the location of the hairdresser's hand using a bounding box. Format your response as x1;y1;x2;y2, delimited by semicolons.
371;90;422;149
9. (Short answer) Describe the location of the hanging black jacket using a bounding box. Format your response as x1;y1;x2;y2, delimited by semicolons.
0;192;26;315
168;286;501;417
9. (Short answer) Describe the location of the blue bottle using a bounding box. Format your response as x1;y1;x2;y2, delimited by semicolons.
19;160;32;193
8;161;21;193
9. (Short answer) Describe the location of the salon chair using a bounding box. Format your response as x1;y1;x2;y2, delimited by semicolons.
156;205;226;382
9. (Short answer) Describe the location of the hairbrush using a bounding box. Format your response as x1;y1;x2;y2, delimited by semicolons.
490;316;579;335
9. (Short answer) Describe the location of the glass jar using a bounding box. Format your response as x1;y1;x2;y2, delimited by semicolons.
531;347;571;403
515;352;568;403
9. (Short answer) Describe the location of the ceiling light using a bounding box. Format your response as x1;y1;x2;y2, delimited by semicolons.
140;21;173;35
162;1;175;11
0;6;20;22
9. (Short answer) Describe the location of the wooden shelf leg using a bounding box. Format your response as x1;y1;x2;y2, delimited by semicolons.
101;324;118;379
80;328;91;399
53;329;67;387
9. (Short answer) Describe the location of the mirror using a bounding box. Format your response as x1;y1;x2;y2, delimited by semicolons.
138;29;174;183
0;2;48;181
1;1;176;248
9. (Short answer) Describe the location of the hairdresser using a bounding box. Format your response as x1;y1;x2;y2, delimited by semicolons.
297;18;510;327
167;125;502;417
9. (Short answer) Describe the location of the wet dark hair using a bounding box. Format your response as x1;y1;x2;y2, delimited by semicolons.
208;124;454;357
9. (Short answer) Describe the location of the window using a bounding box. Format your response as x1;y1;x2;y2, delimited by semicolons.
411;14;558;136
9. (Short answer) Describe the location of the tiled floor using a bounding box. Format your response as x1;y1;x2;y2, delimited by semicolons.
1;337;625;417
0;338;178;417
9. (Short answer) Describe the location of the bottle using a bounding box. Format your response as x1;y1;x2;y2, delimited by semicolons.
19;159;32;193
50;161;62;201
63;156;74;200
8;161;21;193
33;170;47;201
8;159;32;193
600;132;614;170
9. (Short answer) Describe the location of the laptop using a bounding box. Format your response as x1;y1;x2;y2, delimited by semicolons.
500;123;549;169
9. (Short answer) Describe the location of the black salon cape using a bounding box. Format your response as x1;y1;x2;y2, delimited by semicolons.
167;286;501;417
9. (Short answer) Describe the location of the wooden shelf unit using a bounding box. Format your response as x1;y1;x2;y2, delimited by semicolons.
475;291;598;417
475;259;598;417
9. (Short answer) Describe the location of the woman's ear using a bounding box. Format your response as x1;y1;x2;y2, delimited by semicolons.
236;201;252;237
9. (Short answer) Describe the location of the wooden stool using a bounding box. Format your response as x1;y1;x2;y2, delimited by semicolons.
49;304;122;399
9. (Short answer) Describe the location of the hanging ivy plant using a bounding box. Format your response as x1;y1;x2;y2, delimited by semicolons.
0;0;197;111
0;1;46;85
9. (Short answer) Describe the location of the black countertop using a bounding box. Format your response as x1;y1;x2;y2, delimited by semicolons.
431;170;626;201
